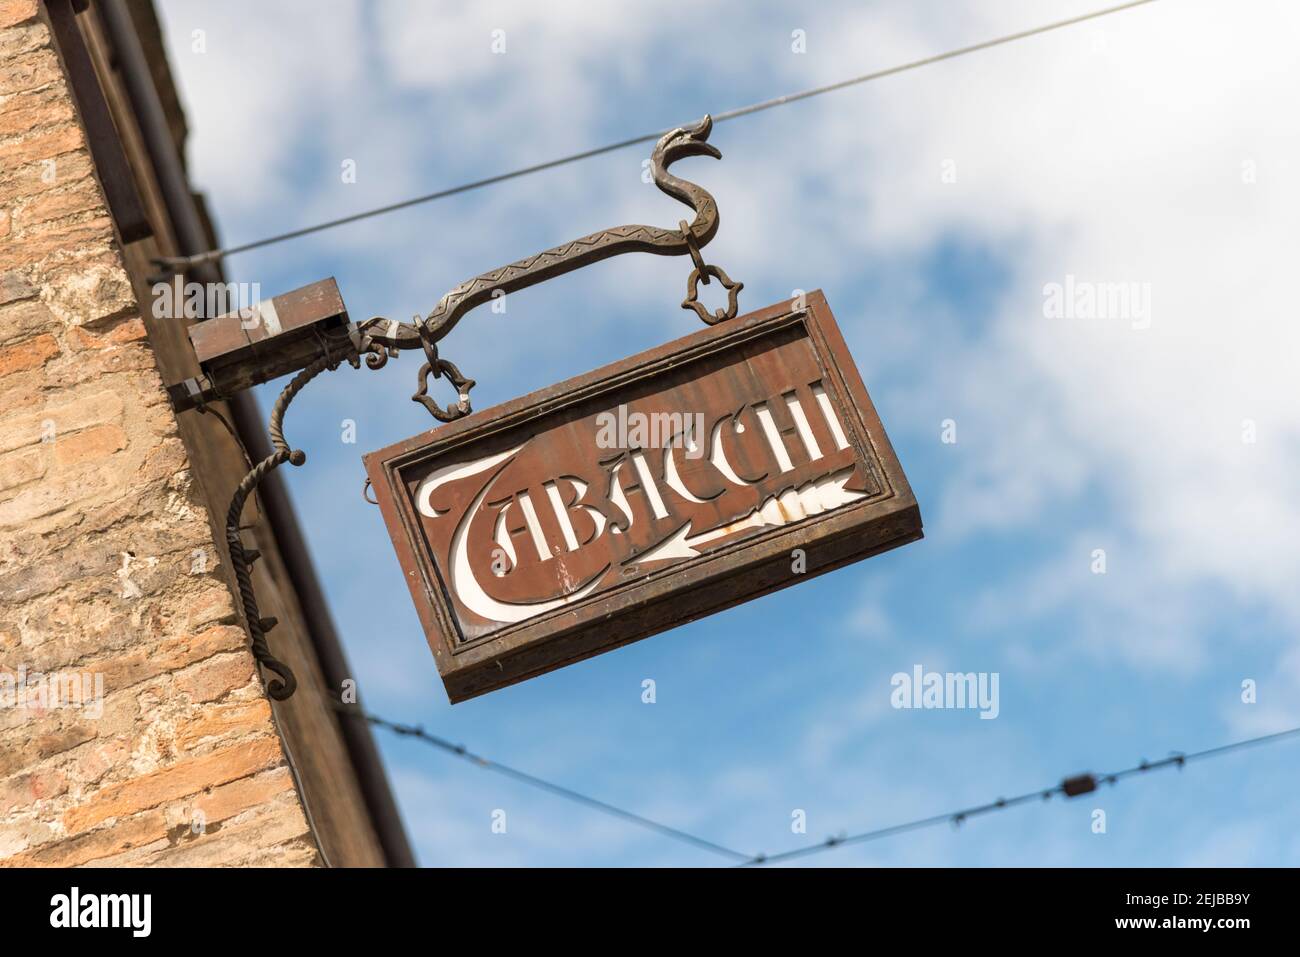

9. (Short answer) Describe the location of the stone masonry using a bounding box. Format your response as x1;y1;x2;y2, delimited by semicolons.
0;0;318;865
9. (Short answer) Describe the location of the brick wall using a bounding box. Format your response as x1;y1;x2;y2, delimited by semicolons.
0;0;319;866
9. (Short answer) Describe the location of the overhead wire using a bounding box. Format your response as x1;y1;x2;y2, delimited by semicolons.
331;695;1299;867
739;725;1300;866
329;700;752;862
159;0;1162;272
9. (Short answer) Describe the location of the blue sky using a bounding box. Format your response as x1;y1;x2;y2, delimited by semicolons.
156;0;1300;866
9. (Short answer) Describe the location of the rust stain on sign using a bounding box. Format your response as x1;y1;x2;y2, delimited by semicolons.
364;291;922;702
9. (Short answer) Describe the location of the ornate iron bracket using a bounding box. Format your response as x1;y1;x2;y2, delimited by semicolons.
679;218;743;324
413;325;475;421
343;315;475;423
211;117;743;700
355;114;741;422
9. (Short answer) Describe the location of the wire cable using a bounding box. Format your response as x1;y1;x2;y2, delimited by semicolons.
330;699;753;863
163;0;1161;270
336;695;1297;867
739;725;1300;867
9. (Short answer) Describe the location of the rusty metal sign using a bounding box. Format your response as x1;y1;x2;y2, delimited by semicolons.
364;291;921;702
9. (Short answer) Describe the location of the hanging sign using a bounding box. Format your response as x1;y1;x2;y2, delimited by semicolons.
364;291;921;702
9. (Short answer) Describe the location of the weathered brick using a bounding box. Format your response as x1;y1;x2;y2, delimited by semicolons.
0;84;75;139
95;625;249;695
63;736;283;834
174;699;272;752
0;18;45;60
0;125;83;173
0;330;57;376
0;389;123;454
0;462;117;527
0;298;53;344
51;423;126;468
0;151;92;208
63;737;132;790
184;581;236;630
133;434;190;486
0;808;167;868
0;1;39;31
0;270;36;306
43;259;134;326
0;513;214;608
46;339;154;386
173;652;256;704
68;316;148;350
0;818;53;859
0;444;44;492
0;46;60;97
0;768;67;816
106;791;310;867
1;214;114;268
187;766;294;826
0;384;39;420
0;536;152;607
226;838;321;868
12;178;104;231
0;719;97;778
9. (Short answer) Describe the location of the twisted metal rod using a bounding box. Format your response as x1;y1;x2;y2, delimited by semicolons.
224;355;335;700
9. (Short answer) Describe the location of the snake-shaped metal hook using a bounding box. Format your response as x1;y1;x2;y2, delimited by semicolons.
356;115;740;420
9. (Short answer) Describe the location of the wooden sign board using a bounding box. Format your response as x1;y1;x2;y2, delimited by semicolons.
364;291;922;702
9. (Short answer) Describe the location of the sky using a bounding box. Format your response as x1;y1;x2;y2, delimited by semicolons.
154;0;1300;866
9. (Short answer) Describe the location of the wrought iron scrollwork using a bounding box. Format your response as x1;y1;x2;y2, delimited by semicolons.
225;355;341;700
679;218;743;324
354;114;742;422
347;316;474;423
412;328;475;422
219;116;743;699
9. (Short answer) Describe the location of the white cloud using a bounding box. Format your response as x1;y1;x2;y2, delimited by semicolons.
848;0;1300;622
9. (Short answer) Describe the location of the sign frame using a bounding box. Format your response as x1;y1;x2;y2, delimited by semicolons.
364;290;922;702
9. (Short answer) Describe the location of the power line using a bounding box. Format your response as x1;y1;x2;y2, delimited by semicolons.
164;0;1162;271
336;693;1298;867
330;700;752;863
739;725;1300;867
